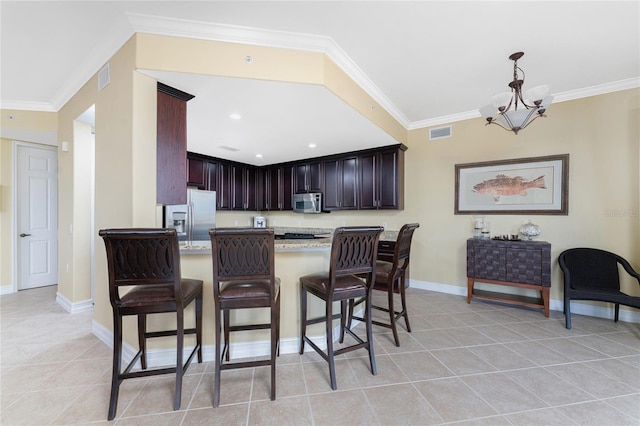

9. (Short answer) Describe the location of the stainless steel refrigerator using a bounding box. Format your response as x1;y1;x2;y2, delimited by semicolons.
164;189;216;245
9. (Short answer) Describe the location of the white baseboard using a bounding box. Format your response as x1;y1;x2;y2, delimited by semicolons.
90;281;640;369
0;284;15;295
56;292;94;314
408;278;640;324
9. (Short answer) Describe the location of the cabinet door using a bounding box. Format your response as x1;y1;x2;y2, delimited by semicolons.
280;165;293;210
206;160;218;192
217;161;231;210
245;166;259;211
186;155;206;189
323;157;357;210
378;150;401;209
473;245;507;281
231;164;245;210
340;157;358;209
264;167;278;210
323;159;340;210
294;163;308;193
308;161;323;193
294;161;323;193
157;90;187;204
358;153;378;209
506;247;543;285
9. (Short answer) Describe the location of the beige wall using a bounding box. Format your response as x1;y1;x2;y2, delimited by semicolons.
2;32;638;350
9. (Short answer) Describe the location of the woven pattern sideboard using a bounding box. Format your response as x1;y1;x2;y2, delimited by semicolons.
466;238;551;317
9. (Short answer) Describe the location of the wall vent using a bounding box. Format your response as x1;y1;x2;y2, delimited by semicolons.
98;64;110;92
429;125;452;140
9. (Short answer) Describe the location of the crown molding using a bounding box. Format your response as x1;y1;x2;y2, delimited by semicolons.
551;77;640;104
408;77;640;130
126;13;411;128
0;100;57;112
4;12;637;133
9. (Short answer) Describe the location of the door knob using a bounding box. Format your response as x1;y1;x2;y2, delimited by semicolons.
19;233;31;237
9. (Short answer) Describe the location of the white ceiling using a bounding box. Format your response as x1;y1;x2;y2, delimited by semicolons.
2;1;639;165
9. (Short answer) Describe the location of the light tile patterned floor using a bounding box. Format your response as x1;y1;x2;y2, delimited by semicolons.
1;285;639;425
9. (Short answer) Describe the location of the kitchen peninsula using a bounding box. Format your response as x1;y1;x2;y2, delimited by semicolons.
177;227;398;355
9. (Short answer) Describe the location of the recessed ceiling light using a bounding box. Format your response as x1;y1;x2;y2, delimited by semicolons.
256;154;263;158
229;113;242;120
308;143;316;148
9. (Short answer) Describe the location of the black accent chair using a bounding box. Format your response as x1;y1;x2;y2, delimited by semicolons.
299;226;383;390
209;227;280;407
347;223;420;346
99;228;203;421
559;247;640;329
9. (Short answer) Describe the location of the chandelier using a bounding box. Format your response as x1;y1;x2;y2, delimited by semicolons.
480;52;553;135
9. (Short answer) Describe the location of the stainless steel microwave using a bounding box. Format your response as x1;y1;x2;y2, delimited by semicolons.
293;192;322;213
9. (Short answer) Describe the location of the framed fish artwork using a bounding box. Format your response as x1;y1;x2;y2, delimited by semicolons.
455;154;569;215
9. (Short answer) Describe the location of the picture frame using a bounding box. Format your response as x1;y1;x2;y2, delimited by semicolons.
455;154;569;215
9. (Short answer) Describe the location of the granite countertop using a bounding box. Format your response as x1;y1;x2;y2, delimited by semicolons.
179;226;398;254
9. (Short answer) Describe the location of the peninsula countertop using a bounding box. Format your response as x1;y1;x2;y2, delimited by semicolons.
179;226;399;254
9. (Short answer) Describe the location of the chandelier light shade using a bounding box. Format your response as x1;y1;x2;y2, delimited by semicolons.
480;52;553;135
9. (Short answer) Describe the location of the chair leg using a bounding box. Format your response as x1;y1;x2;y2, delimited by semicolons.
399;275;411;333
137;314;147;370
366;297;378;374
346;299;355;330
108;313;123;421
196;294;203;363
565;298;572;329
270;297;279;401
325;301;337;390
365;293;377;376
299;287;307;354
213;304;222;408
388;282;400;347
174;309;184;411
223;310;231;361
339;300;347;343
614;303;620;322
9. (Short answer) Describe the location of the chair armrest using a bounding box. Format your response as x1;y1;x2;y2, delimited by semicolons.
615;255;640;284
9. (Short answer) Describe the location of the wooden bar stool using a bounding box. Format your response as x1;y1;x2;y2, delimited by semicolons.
209;227;280;407
348;223;420;346
99;228;203;421
299;226;383;390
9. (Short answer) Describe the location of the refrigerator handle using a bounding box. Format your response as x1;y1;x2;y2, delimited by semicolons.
188;202;194;243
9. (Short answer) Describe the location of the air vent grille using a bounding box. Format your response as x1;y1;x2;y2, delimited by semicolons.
429;125;452;140
98;64;110;92
219;145;240;152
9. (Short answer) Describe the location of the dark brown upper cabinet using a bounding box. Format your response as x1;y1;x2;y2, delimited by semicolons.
264;165;293;211
294;161;323;194
186;154;206;189
216;161;232;210
359;145;406;210
323;156;358;210
156;82;194;205
186;143;405;212
231;164;261;211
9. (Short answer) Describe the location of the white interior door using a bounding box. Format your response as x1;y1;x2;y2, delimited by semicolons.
17;143;58;290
